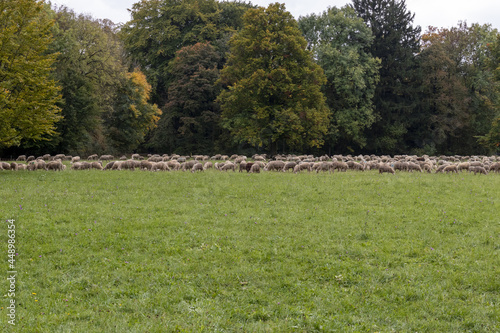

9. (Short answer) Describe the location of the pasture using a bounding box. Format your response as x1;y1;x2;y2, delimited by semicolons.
0;167;499;332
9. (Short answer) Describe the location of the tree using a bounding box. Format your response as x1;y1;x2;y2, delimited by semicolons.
47;6;126;154
151;42;222;154
217;3;330;155
419;23;499;154
105;69;162;152
299;6;380;153
120;0;253;106
352;0;421;154
0;0;62;148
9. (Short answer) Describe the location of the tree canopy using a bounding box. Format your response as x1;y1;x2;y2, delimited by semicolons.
0;0;62;148
299;6;380;153
217;3;330;154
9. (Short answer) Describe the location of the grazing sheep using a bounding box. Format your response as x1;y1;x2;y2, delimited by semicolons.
487;162;499;173
1;162;11;170
293;162;312;173
139;160;154;171
249;163;260;173
71;162;82;170
191;163;204;172
332;161;348;172
16;155;26;161
111;161;123;170
315;161;334;173
166;160;181;170
239;161;247;172
203;162;213;170
443;165;458;174
457;162;469;172
407;162;422;172
422;163;433;173
263;160;285;171
103;161;115;170
181;160;197;171
46;160;64;171
378;164;395;174
132;153;144;160
26;155;35;162
282;161;297;172
91;161;103;170
100;154;114;161
16;164;27;170
88;154;98;160
245;162;254;172
71;156;80;164
435;164;450;173
470;166;488;175
220;162;236;172
348;161;365;171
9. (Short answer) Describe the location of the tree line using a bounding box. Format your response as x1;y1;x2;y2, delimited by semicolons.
1;0;499;158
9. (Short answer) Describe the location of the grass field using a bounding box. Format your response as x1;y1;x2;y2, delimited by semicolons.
0;167;499;332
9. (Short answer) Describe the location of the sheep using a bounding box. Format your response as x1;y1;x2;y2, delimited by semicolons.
71;162;83;170
245;162;254;172
100;154;114;161
263;160;285;171
16;155;26;161
152;162;170;171
422;163;433;173
88;154;98;160
249;163;260;173
443;165;458;174
332;161;348;172
132;153;144;160
71;156;81;164
348;161;365;171
166;160;181;170
91;161;103;170
180;160;197;171
111;161;123;170
119;160;137;170
457;162;469;172
45;160;63;171
282;161;297;172
220;162;236;172
140;160;154;171
315;161;334;173
469;166;488;175
191;163;204;172
203;162;213;170
26;155;35;162
103;161;115;170
239;161;247;172
16;164;27;170
378;164;395;174
407;162;422;172
293;162;312;173
488;162;500;173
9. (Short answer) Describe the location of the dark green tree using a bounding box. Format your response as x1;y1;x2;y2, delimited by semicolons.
0;0;62;148
352;0;421;154
120;0;253;105
418;23;499;154
299;6;380;153
217;3;330;154
151;42;222;154
47;6;126;154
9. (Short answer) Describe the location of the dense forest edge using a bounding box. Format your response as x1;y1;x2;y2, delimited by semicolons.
1;0;499;159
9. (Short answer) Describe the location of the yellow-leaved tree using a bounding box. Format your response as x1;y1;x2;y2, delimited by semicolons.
0;0;62;148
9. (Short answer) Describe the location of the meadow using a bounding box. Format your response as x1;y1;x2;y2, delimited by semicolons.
0;167;499;332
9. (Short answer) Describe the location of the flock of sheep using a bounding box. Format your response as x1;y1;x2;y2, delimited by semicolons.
1;153;499;175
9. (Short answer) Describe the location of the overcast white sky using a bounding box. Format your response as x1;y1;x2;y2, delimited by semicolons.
50;0;500;31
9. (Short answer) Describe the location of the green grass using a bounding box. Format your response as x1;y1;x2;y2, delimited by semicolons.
0;167;499;332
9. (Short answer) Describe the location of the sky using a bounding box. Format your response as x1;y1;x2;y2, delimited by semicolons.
50;0;500;31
